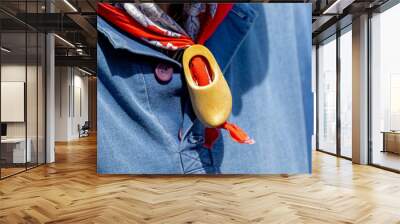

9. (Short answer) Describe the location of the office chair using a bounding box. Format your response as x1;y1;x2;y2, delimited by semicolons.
79;121;90;138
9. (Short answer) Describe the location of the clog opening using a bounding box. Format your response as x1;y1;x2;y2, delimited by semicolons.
189;55;214;86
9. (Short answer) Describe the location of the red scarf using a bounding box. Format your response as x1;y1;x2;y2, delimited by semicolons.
98;3;254;148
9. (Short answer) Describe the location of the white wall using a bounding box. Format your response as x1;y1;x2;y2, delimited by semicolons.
1;82;25;122
1;64;25;81
1;65;26;137
73;72;89;137
1;65;39;138
55;66;69;141
1;65;27;141
1;63;46;164
54;67;89;141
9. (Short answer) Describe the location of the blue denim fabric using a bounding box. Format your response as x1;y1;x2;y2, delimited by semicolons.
97;3;313;174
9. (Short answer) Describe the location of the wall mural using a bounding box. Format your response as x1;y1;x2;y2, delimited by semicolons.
97;3;313;174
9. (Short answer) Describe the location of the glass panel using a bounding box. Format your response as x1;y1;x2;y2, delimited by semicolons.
371;3;400;171
318;37;337;154
0;1;29;33
1;30;27;177
0;0;46;178
74;85;82;137
27;31;38;169
26;0;39;169
38;32;45;165
312;46;317;151
339;29;352;158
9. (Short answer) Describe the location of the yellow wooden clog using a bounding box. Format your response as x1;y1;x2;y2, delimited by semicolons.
182;44;232;128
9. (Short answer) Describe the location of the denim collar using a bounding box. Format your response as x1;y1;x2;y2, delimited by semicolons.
204;4;258;72
97;4;258;142
97;4;257;71
97;16;181;68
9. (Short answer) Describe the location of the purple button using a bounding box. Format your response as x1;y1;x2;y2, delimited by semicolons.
155;63;173;82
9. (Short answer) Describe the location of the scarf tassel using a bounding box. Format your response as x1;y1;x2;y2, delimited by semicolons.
203;122;255;149
222;122;255;145
190;56;254;149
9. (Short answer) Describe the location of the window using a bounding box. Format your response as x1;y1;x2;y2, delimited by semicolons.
317;36;337;154
339;28;352;158
370;2;400;171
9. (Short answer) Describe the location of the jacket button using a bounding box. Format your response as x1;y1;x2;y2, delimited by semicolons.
155;63;173;82
188;135;205;144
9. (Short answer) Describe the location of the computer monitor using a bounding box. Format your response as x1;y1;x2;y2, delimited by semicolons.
1;123;7;137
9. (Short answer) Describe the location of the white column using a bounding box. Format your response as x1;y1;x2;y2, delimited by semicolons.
352;14;369;164
46;32;55;163
312;45;317;151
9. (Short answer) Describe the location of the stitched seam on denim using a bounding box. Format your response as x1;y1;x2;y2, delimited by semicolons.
222;5;259;73
231;3;256;19
178;153;185;174
140;66;179;150
185;168;205;174
231;7;246;19
180;150;212;166
184;166;214;174
208;146;215;167
138;65;152;112
181;119;195;144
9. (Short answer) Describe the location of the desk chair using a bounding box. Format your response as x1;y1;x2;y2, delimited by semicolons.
79;121;90;138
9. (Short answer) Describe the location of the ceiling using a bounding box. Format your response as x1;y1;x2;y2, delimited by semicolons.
0;0;394;73
311;0;390;43
0;0;97;72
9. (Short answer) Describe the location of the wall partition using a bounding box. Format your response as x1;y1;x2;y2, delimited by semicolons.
0;0;46;179
0;31;28;177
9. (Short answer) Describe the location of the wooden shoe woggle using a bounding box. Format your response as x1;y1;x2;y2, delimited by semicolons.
182;44;232;128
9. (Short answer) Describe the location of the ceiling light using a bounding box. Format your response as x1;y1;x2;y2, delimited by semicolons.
323;0;355;15
54;34;75;48
1;47;11;53
63;0;78;12
78;67;93;76
76;48;86;55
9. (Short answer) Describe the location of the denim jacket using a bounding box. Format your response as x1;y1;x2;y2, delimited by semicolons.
97;3;313;174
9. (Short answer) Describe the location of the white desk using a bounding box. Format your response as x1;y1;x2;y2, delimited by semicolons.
1;138;31;163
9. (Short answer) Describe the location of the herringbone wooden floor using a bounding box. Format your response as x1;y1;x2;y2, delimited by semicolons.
1;134;400;224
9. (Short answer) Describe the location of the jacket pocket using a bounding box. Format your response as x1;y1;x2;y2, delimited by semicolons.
98;39;153;117
139;61;184;148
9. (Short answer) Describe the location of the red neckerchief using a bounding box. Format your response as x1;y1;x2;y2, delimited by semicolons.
98;3;254;148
